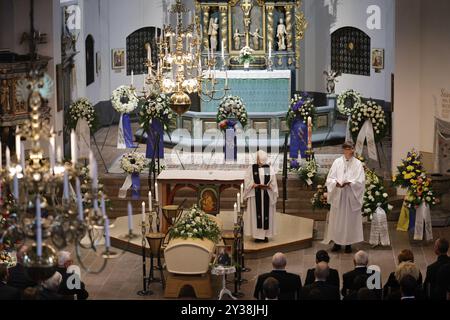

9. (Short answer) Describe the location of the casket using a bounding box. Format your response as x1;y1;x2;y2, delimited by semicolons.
164;215;222;275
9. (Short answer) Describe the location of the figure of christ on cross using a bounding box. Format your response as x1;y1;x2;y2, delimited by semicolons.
241;0;253;46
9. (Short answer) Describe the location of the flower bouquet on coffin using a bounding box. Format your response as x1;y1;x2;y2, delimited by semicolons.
111;85;139;149
217;95;248;162
118;152;149;199
238;46;255;70
286;93;316;159
138;93;173;160
295;157;319;187
350;100;387;161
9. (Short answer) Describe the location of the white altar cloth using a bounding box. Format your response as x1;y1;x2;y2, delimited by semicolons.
204;69;291;79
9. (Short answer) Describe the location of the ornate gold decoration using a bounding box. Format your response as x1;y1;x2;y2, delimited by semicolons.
285;5;294;51
219;5;228;53
202;6;210;49
266;4;275;50
295;1;308;69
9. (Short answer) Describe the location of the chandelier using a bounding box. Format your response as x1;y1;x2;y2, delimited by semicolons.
144;0;230;116
0;70;129;281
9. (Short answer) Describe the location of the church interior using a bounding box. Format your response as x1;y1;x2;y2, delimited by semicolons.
0;0;450;303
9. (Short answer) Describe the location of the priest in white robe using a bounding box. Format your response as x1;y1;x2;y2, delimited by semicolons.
244;150;278;243
323;142;365;253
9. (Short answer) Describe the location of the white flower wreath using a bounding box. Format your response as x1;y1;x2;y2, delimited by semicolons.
120;151;149;174
111;85;139;114
217;95;248;129
337;89;362;116
350;100;387;143
68;98;97;129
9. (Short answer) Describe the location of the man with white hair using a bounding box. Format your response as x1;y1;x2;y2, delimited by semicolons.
244;150;278;243
253;252;302;300
56;251;89;300
342;250;369;297
39;272;65;300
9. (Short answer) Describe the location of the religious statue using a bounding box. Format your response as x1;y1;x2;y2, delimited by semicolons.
233;28;244;51
250;29;263;50
241;0;253;30
208;17;219;51
0;80;10;113
323;69;341;94
277;18;287;51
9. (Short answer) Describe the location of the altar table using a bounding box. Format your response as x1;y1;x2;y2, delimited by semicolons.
157;170;246;233
201;70;292;113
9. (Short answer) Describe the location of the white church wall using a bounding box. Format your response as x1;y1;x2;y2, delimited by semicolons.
301;0;394;102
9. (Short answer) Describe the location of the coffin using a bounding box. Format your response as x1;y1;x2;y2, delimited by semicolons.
164;215;222;275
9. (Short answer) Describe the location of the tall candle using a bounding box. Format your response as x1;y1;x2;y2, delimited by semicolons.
104;216;111;249
49;132;55;173
75;177;84;221
155;182;159;202
20;142;25;172
307;116;312;149
141;201;146;223
89;151;98;190
233;203;238;224
15;129;21;162
63;169;70;200
237;193;241;212
131;70;134;87
127;201;133;232
269;41;272;59
221;40;225;59
70;130;77;165
240;184;244;203
56;146;62;163
5;147;10;170
36;196;42;257
13;173;19;200
148;191;152;212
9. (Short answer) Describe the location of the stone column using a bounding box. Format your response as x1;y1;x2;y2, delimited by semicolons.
219;5;228;53
285;5;293;51
202;6;210;50
266;4;275;50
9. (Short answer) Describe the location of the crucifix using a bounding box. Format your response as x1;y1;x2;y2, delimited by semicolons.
20;0;47;61
240;0;253;47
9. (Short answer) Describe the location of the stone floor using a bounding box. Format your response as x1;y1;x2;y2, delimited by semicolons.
78;223;449;300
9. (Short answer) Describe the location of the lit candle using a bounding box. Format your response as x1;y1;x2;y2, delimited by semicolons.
63;169;70;200
155;182;159;202
70;130;77;165
104;216;111;249
20;142;25;172
237;193;241;212
89;151;98;190
307;116;312;149
141;201;146;223
5;147;10;170
56;146;62;163
221;40;225;59
233;203;237;224
49;131;55;173
131;70;134;87
75;177;84;221
15;128;21;162
127;201;133;232
36;196;42;257
269;41;272;59
148;191;152;212
240;183;244;202
13;173;19;200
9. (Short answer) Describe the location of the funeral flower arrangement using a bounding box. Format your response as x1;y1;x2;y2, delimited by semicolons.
138;93;174;132
404;174;437;209
337;89;362;116
79;167;112;210
238;46;255;64
296;158;319;186
169;205;221;243
311;185;330;210
217;95;248;130
0;250;16;268
349;100;387;143
67;98;98;131
363;168;393;218
392;150;424;189
111;85;139;114
120;151;149;174
286;93;316;129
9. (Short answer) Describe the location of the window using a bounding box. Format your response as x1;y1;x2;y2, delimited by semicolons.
85;34;95;86
126;27;161;75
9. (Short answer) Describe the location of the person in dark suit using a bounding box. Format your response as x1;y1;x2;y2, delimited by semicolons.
7;246;37;291
400;275;418;301
424;238;449;299
342;250;368;297
304;250;340;289
436;262;450;300
301;262;340;300
254;252;302;300
56;251;89;300
383;249;424;300
0;264;20;300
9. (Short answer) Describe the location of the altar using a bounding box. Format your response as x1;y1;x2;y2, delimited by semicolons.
201;70;292;113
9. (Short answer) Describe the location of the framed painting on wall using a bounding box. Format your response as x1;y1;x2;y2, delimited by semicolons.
112;48;125;69
372;48;384;72
198;185;220;216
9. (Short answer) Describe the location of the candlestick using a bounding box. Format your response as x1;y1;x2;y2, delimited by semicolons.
307;116;312;149
6;147;10;170
148;191;152;212
104;216;111;249
127;202;133;232
20;142;25;172
141;201;146;223
56;146;62;163
49;131;55;173
237;193;241;212
155;182;159;202
75;177;84;221
221;40;225;59
13;173;19;200
240;183;244;203
233;203;238;224
89;151;98;190
70;130;78;165
15;129;21;162
36;196;42;257
101;194;106;216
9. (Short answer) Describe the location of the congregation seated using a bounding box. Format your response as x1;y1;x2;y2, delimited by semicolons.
39;272;66;300
301;262;340;300
385;262;424;300
262;277;280;300
304;250;340;290
254;253;302;300
21;287;40;300
400;275;419;301
341;250;369;297
56;251;89;300
423;238;449;299
0;264;20;300
383;249;423;300
7;246;37;291
435;261;450;300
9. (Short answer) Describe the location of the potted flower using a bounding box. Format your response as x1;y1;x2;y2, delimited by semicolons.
238;46;255;70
